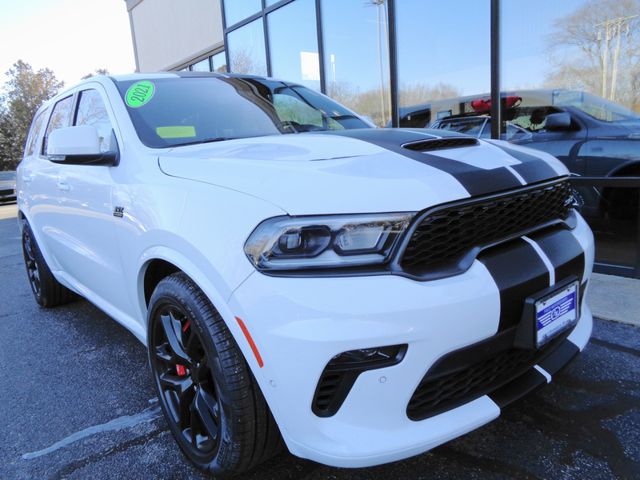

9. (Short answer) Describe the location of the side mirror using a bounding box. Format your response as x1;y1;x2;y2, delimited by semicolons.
47;126;118;166
545;112;572;130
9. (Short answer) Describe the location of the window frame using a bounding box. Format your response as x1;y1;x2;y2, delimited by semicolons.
41;94;76;157
73;88;118;154
24;108;47;158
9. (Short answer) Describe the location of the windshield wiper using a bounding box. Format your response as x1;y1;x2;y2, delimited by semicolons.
171;137;235;147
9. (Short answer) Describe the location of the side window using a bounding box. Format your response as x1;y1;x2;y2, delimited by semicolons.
43;96;74;155
24;109;47;157
74;89;115;153
511;106;562;132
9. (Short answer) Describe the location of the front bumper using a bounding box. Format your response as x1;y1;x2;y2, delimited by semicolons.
228;214;594;468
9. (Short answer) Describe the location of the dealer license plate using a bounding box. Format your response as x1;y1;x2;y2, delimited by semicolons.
535;282;579;348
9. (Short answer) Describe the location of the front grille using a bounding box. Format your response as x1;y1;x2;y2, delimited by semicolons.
407;348;537;420
403;137;479;152
400;180;571;275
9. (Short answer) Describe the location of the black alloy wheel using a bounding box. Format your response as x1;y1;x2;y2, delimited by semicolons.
147;272;283;476
22;226;41;297
150;304;221;459
21;221;76;308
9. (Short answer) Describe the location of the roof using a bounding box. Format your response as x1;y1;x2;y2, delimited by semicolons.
107;71;285;83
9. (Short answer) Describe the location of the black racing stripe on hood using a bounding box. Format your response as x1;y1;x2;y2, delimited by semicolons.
328;129;524;196
479;239;550;332
491;144;559;184
526;228;586;286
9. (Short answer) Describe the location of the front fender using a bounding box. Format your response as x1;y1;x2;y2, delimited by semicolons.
136;241;255;345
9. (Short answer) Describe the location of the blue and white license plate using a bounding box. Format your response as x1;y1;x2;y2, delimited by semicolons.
535;282;579;348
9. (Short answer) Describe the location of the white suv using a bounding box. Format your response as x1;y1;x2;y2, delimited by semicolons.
18;73;594;476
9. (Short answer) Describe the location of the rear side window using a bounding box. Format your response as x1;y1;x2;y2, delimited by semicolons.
24;109;47;157
43;95;74;155
74;89;115;153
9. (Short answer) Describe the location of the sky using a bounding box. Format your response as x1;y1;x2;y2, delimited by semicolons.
0;0;135;90
396;0;589;95
317;0;589;95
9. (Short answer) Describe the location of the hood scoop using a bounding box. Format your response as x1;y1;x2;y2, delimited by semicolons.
402;137;479;152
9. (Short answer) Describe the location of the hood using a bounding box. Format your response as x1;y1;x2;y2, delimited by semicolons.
158;129;567;215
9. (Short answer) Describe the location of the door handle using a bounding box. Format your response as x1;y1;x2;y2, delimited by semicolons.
57;180;70;192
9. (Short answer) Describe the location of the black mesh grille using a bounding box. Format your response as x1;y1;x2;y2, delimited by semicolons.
400;181;571;274
403;137;479;151
407;348;537;420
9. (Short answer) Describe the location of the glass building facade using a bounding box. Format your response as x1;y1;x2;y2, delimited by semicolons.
218;0;640;277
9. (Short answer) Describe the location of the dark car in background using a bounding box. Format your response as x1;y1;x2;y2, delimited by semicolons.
0;171;16;204
429;115;533;142
400;89;640;217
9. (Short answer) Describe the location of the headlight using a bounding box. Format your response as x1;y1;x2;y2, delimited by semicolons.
244;213;415;272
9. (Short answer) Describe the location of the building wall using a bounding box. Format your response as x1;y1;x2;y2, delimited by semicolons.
127;0;224;72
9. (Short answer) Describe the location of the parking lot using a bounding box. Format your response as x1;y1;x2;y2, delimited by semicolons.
0;204;638;480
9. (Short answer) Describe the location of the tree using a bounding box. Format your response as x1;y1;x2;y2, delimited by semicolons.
0;60;63;171
399;82;462;108
81;68;110;80
545;0;640;111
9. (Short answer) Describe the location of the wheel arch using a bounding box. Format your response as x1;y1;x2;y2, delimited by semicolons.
17;209;62;274
136;246;255;358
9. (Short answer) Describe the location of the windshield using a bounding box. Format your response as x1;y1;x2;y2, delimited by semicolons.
433;117;487;137
555;92;640;123
114;76;369;148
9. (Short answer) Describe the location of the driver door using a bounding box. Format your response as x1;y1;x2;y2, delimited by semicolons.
52;87;131;315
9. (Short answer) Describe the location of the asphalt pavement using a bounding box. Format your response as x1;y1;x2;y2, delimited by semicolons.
1;205;639;480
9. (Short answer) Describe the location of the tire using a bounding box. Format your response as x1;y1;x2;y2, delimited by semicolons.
21;221;76;308
147;272;283;477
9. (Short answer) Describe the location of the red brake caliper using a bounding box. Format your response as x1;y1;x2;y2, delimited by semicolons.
175;320;192;376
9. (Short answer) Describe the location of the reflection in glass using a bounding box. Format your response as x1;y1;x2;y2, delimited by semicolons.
502;0;640;113
191;58;210;72
43;96;73;154
268;0;320;90
211;52;228;73
396;0;490;115
498;1;640;270
75;90;114;152
113;77;369;148
321;0;391;126
575;184;638;269
227;18;267;76
223;0;261;27
499;1;640;156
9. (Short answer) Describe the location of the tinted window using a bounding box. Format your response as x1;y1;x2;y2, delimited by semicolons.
74;89;115;153
558;92;640;123
435;117;486;137
510;106;563;131
25;109;47;157
43;95;74;154
400;108;431;128
115;77;369;148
